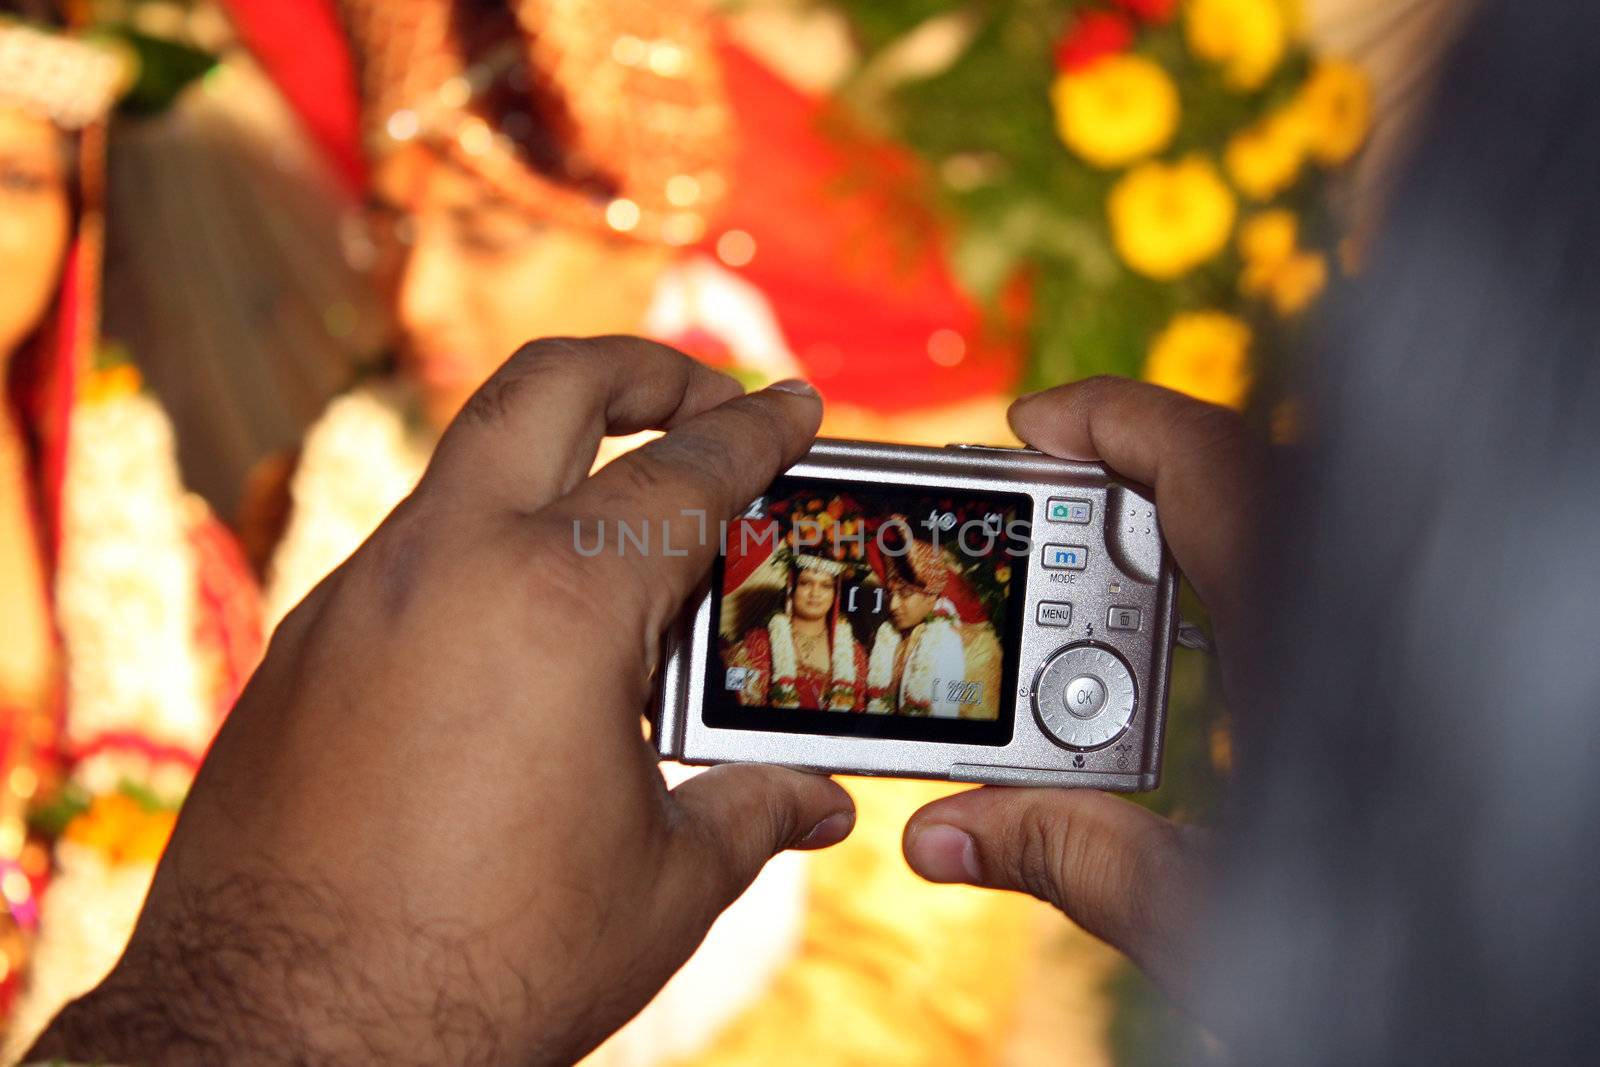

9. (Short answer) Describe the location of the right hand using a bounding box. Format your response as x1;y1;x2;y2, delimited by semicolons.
902;376;1267;1001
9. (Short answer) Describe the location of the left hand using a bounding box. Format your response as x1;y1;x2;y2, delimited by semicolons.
902;377;1266;1004
28;337;855;1066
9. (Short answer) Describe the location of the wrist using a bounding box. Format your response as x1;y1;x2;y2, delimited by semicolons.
23;870;529;1067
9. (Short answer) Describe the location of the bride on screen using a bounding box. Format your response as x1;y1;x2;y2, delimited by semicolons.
727;552;868;712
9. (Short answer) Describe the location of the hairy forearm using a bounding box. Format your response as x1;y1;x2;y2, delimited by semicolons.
25;872;526;1066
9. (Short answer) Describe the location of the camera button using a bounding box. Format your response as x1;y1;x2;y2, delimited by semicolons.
1036;601;1073;626
1046;497;1093;524
1041;543;1088;570
1032;644;1137;750
1064;675;1107;719
1107;607;1142;631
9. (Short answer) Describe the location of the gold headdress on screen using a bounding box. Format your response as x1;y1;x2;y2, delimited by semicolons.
793;553;848;577
880;522;952;599
336;0;731;246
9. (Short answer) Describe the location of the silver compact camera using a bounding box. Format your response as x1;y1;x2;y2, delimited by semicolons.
652;439;1178;790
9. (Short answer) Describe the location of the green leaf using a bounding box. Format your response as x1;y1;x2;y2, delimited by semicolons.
100;27;219;117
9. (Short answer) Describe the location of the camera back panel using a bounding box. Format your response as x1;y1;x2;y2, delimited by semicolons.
653;439;1178;790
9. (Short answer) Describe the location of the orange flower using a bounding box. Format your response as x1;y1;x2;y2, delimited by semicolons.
64;792;179;866
1239;210;1329;315
1295;59;1372;165
79;362;144;405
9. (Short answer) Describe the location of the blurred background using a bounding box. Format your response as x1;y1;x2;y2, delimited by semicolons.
0;0;1463;1062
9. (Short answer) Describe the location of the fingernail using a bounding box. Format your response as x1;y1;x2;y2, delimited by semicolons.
907;824;982;883
797;811;853;849
767;378;818;398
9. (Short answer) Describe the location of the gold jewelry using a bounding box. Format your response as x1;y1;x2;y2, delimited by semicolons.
0;21;127;131
336;0;731;247
793;629;829;664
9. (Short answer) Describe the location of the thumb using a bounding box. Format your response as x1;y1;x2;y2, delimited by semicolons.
902;787;1204;982
666;764;855;916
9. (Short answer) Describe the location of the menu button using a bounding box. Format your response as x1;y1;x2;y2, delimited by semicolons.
1037;601;1073;627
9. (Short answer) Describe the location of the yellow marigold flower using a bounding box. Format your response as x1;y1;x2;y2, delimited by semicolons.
1109;155;1237;280
1184;0;1286;91
1238;209;1327;315
1051;55;1180;169
1268;251;1328;315
1276;0;1308;42
1143;311;1253;409
1295;58;1372;165
1225;109;1307;200
1239;208;1298;267
1240;208;1297;293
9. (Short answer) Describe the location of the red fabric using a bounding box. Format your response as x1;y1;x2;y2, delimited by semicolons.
865;537;990;627
1054;10;1135;72
704;40;1023;411
13;238;85;569
5;201;88;781
220;0;366;190
1110;0;1177;24
232;8;1025;413
187;513;264;721
723;518;780;592
937;568;990;626
68;732;205;772
732;626;869;711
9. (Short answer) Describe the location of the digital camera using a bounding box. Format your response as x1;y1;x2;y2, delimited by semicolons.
652;439;1178;790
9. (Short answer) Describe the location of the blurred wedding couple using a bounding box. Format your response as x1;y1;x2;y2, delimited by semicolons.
723;529;1005;721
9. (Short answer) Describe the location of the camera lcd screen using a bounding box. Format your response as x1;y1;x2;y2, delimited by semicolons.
701;477;1031;745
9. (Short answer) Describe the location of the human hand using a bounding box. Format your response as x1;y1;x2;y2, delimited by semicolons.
29;338;855;1066
902;376;1266;1001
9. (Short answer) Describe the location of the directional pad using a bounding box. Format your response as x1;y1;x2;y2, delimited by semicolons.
1031;644;1136;750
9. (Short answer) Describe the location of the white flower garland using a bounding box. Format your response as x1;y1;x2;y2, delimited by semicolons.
764;613;858;710
6;842;153;1054
827;617;857;709
866;621;900;714
766;612;800;707
54;391;212;778
901;599;966;718
263;382;431;628
8;389;220;1057
865;599;965;716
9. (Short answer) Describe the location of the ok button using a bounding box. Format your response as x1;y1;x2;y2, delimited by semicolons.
1064;675;1108;719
